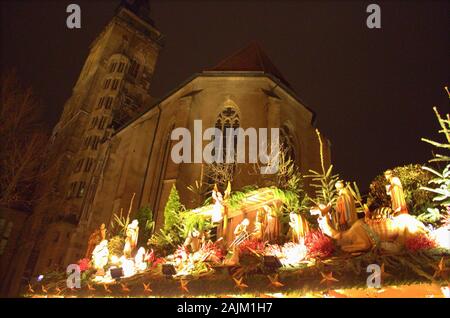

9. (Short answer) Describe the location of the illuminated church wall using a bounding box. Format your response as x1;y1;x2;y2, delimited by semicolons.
74;74;330;267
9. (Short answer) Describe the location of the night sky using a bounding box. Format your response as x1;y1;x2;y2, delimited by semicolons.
1;0;448;191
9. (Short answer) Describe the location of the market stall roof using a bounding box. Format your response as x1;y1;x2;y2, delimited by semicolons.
191;187;283;218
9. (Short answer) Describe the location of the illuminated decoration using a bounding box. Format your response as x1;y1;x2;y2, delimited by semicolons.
91;240;109;276
211;184;225;223
334;181;358;231
134;247;147;272
264;242;307;267
24;185;449;297
123;219;139;258
231;218;250;247
191;187;284;247
431;226;450;249
110;255;120;265
312;203;429;253
120;256;136;278
384;170;409;215
85;223;107;259
288;212;310;243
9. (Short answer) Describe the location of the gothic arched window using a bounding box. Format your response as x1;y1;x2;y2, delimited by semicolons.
214;105;240;162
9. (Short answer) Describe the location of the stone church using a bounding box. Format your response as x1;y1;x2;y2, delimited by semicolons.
2;0;331;293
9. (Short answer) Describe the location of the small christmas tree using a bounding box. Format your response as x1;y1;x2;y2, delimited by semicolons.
137;205;154;246
164;185;182;232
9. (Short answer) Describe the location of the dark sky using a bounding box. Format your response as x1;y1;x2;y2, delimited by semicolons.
1;0;449;191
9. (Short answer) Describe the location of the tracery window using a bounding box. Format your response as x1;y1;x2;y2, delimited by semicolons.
214;106;240;162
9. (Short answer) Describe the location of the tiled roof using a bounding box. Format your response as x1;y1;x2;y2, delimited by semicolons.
205;41;291;87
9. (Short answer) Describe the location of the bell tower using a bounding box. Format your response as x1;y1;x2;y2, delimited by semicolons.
31;0;164;274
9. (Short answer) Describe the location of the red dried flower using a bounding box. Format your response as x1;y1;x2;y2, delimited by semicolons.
405;234;436;252
151;257;166;268
145;249;155;263
305;230;334;259
77;258;91;272
202;241;225;260
239;239;265;255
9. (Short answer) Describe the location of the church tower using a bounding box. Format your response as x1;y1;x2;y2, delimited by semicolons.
31;0;164;274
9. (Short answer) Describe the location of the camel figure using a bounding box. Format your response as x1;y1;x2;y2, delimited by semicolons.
310;204;428;253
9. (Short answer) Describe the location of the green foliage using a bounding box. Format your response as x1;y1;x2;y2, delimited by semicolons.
187;179;209;206
148;185;185;256
416;207;443;224
226;190;250;210
164;185;183;232
109;209;130;237
148;228;182;256
147;208;214;256
420;165;450;207
305;129;339;208
420;106;450;208
346;181;365;213
181;211;214;238
273;148;304;195
305;164;339;207
368;164;434;216
136;206;155;246
421;106;450;163
80;269;96;284
250;145;306;198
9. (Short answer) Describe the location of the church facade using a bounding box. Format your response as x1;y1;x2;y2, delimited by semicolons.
3;1;331;294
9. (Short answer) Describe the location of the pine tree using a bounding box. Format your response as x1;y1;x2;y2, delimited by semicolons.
137;205;154;245
164;185;182;232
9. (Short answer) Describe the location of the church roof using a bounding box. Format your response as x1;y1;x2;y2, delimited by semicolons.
204;42;291;88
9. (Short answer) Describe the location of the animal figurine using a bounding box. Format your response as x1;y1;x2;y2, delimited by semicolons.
310;204;428;253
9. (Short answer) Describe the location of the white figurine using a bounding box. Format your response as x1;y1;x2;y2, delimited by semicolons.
92;240;109;276
123;219;139;258
134;247;147;272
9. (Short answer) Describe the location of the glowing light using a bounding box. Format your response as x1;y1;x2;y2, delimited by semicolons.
110;255;120;265
264;242;307;267
121;257;136;278
430;227;450;249
37;275;44;282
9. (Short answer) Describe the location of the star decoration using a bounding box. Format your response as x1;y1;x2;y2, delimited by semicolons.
54;287;63;295
121;283;130;293
320;272;339;286
179;280;190;293
103;284;112;293
433;257;448;280
267;274;284;288
27;283;35;294
143;282;152;293
233;276;249;291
